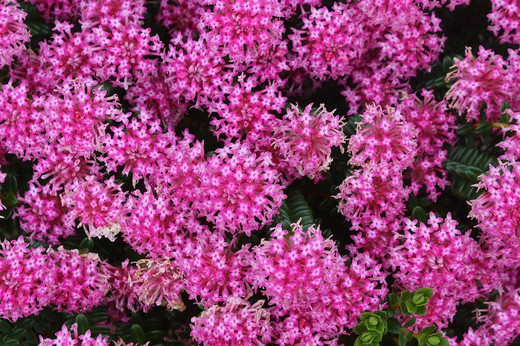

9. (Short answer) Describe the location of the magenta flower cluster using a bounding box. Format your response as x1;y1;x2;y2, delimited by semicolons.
0;0;519;345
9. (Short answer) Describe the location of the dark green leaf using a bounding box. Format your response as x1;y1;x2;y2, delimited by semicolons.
131;324;146;345
387;318;402;334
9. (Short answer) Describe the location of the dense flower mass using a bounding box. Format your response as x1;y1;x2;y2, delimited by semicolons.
488;0;520;45
0;0;520;344
0;1;30;69
0;238;110;321
445;47;517;122
274;103;345;180
389;214;488;329
38;323;109;346
191;298;273;345
469;161;520;274
248;223;387;343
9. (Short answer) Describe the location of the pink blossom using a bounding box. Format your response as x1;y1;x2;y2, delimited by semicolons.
199;0;287;76
25;0;80;22
191;298;273;345
488;0;520;45
273;103;345;180
458;288;520;346
348;104;418;171
0;1;30;70
415;0;470;10
389;214;488;329
248;223;387;343
16;181;75;244
157;0;204;35
445;47;513;122
0;238;110;321
38;323;109;346
130;259;185;312
398;90;456;201
196;143;286;235
336;167;408;231
178;231;252;307
469;161;520;273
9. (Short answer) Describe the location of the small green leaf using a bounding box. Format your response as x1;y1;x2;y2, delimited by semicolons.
500;101;511;112
403;317;416;328
0;320;12;335
404;300;417;314
419;326;437;336
411;206;428;224
131;324;145;345
354;324;368;335
387;318;402;334
475;122;493;135
442;56;454;73
3;339;20;346
389;292;399;306
75;314;89;335
456;123;474;136
416;306;427;315
405;331;414;341
89;326;110;336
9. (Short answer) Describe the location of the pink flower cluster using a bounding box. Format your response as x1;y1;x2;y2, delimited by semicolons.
0;238;110;322
469;161;520;274
389;214;488;329
0;0;29;69
488;0;520;45
336;105;417;254
38;323;109;346
445;46;520;122
191;298;273;345
460;287;520;346
273;104;345;180
1;0;520;344
246;223;387;344
398;90;456;201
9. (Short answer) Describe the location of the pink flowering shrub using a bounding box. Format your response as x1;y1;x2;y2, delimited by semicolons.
0;238;110;321
389;214;488;329
0;1;30;70
488;0;520;45
248;223;387;343
0;0;519;345
273;104;345;180
191;298;273;345
38;323;109;346
445;47;519;122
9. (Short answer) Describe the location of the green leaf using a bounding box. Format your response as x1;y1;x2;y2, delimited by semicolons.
500;101;511;112
0;320;12;336
354;324;368;336
404;300;417;314
416;306;427;315
419;326;437;336
389;293;399;306
89;326;111;336
10;327;27;339
75;314;89;335
3;339;20;346
456;123;474;136
442;56;454;73
411;206;428;224
403;317;416;328
275;188;316;231
387;318;402;334
475;122;493;135
399;333;407;346
445;146;498;200
405;331;415;341
131;324;146;345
